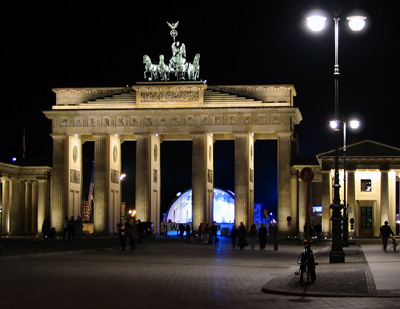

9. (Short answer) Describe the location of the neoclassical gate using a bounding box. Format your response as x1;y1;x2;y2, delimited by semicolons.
44;81;301;235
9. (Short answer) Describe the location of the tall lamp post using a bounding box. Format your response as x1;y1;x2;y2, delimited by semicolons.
307;12;366;263
330;119;360;247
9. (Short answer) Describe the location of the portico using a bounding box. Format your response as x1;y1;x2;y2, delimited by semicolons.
44;82;301;235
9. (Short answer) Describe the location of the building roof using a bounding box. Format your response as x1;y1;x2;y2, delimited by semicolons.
317;140;400;158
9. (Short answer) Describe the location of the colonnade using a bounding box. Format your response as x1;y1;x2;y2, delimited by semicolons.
0;163;50;235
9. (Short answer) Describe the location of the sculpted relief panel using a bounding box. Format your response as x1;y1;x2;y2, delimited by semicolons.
55;114;288;129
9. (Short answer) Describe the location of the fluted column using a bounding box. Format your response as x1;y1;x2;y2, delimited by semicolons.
347;170;356;235
37;179;49;235
11;179;23;235
192;133;214;230
24;181;32;234
94;134;107;234
321;170;331;236
1;177;10;235
380;170;389;225
234;133;254;229
136;134;151;222
50;134;67;233
277;133;291;233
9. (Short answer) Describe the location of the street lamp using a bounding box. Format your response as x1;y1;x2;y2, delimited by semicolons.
307;12;366;263
330;119;360;247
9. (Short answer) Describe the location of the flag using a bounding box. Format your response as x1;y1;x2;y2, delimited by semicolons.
22;128;26;158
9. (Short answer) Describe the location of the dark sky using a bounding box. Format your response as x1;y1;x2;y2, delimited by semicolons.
1;1;398;214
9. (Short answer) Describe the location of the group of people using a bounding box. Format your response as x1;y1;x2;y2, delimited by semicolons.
197;222;219;245
117;218;147;250
62;215;83;241
230;221;279;250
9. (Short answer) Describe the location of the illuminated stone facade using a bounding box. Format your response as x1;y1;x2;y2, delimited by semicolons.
44;81;301;235
0;162;50;235
292;140;400;237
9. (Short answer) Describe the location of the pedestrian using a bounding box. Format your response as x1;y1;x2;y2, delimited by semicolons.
269;219;279;251
68;216;75;240
238;222;247;250
230;226;238;248
117;219;126;250
205;223;211;244
258;224;267;250
127;218;139;250
75;215;83;242
63;216;69;240
379;221;395;252
200;222;206;244
179;223;185;240
42;216;51;240
197;223;203;244
185;224;191;243
249;224;257;250
137;219;144;244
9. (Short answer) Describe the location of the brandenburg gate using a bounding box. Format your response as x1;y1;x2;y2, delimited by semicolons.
44;82;301;235
44;21;302;235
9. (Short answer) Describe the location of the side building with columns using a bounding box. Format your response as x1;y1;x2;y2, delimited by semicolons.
292;140;400;237
0;161;51;235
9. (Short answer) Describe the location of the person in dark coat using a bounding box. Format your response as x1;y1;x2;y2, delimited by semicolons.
42;217;51;240
258;224;267;250
185;224;191;243
238;222;247;250
117;219;126;250
380;221;395;252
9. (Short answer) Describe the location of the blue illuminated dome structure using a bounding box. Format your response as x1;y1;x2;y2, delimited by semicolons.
165;188;235;225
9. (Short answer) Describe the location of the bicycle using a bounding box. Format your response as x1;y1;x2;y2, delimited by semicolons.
392;236;397;252
296;239;317;284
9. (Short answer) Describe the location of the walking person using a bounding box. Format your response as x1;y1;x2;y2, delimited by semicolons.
42;216;51;240
68;216;75;240
258;224;267;250
269;219;279;251
127;218;139;250
63;216;69;240
185;224;191;243
380;221;395;252
249;224;257;250
75;215;83;242
117;219;126;250
230;225;238;248
238;222;247;250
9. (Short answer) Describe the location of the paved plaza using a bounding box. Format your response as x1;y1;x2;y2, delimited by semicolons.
0;235;399;308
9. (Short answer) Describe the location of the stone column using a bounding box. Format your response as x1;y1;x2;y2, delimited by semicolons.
347;170;356;235
321;170;331;236
234;133;254;229
37;179;49;235
380;170;389;225
192;133;214;231
277;133;291;233
136;134;151;222
93;134;107;234
1;177;10;235
150;134;161;234
24;181;32;234
298;179;307;235
31;181;38;235
108;134;121;234
10;179;23;235
50;134;67;232
66;135;82;220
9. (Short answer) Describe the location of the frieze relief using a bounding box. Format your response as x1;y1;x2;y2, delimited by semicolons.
141;90;199;102
55;114;287;128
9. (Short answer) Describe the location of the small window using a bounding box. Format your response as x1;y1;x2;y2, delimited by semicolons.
361;179;372;192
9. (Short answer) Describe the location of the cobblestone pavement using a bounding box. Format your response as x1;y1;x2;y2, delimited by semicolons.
0;236;398;308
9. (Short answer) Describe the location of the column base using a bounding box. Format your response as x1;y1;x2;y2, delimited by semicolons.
329;250;345;263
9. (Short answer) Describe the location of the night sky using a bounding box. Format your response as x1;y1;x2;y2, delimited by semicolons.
1;1;398;215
